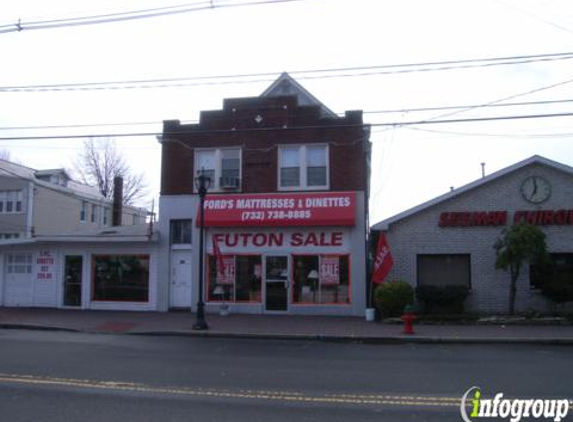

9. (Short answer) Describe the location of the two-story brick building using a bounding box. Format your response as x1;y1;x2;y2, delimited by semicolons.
372;155;573;314
158;73;371;315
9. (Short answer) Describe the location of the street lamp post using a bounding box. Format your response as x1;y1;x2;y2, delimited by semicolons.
193;172;210;330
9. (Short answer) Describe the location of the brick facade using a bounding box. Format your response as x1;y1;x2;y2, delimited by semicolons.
161;96;368;195
157;74;371;315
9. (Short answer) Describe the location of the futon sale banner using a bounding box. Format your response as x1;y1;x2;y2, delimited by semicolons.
197;192;356;227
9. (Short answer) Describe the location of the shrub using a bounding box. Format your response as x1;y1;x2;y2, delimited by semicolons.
541;278;573;305
374;280;414;317
415;285;470;314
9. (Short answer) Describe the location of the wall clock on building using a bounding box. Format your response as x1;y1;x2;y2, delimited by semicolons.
521;176;551;204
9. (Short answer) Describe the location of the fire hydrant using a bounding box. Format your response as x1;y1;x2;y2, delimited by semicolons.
401;305;416;335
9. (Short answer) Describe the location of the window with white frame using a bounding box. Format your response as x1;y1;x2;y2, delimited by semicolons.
0;233;20;240
170;219;192;244
91;204;97;223
102;207;109;226
80;201;87;222
6;253;32;274
279;145;328;190
221;149;240;185
0;190;23;213
195;148;241;191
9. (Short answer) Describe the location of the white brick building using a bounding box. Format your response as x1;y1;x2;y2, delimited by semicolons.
372;155;573;314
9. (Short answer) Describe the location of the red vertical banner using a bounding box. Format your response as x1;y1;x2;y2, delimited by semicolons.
371;233;393;284
212;236;225;277
218;256;236;285
213;236;235;284
320;255;340;285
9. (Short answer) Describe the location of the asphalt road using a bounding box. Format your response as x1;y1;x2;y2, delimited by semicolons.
0;329;571;422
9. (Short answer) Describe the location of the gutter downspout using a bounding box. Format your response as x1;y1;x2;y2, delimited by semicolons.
27;181;34;237
363;124;372;309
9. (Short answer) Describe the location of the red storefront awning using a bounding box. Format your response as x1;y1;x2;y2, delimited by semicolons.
196;192;356;227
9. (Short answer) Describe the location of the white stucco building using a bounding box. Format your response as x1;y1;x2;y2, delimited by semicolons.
0;159;156;310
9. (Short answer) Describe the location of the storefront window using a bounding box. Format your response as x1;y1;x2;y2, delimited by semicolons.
208;255;262;303
292;255;350;304
92;255;150;302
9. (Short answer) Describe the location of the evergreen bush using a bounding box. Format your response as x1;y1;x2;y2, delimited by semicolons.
415;285;470;314
374;280;414;318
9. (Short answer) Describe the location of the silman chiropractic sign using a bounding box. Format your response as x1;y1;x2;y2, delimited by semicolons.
439;210;573;228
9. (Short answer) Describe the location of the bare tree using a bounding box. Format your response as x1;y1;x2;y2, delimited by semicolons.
74;137;147;205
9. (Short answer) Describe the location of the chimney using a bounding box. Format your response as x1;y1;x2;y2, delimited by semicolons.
112;176;123;226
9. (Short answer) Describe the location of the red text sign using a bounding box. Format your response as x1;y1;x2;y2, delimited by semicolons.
218;256;235;285
439;211;507;227
212;231;345;249
320;256;340;285
439;209;573;227
36;250;55;281
198;192;355;227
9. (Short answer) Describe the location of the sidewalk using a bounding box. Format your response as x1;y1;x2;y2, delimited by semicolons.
1;307;573;344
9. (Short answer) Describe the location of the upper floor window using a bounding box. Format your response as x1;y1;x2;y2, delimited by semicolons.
80;201;87;222
279;145;328;190
195;148;241;191
91;204;97;223
102;207;109;226
0;190;23;214
170;219;192;244
0;233;20;240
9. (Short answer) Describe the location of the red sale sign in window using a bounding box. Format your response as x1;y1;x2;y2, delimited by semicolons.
218;256;236;285
320;256;340;285
37;250;55;281
197;192;356;227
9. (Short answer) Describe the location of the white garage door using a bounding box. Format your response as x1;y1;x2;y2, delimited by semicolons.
4;254;33;306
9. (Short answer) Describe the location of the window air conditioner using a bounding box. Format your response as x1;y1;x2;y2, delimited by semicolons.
220;177;240;189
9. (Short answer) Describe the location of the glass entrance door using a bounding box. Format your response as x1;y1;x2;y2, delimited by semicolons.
265;256;288;312
63;255;82;307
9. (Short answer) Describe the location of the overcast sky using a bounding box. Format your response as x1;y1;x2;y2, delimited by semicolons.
1;0;572;223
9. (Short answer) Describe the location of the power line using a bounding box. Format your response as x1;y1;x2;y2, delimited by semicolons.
405;126;573;139
2;52;573;92
494;0;573;37
1;97;572;132
0;0;309;34
401;75;573;129
0;121;163;131
0;1;211;28
362;98;573;115
1;111;573;141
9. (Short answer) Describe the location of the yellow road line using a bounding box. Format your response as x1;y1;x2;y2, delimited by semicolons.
0;372;461;408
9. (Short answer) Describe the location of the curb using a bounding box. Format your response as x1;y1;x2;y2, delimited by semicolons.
130;330;573;345
2;324;573;345
0;324;79;333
